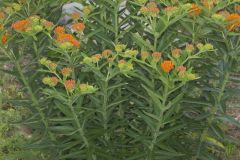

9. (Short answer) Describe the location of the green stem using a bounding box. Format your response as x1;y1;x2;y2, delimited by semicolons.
15;61;55;141
102;80;109;140
68;99;89;148
196;63;230;158
147;85;169;159
154;34;158;51
114;4;119;44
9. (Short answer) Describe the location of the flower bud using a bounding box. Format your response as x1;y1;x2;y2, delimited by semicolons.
185;44;194;53
33;25;43;33
141;51;149;61
59;42;74;50
102;49;112;58
212;14;225;22
124;49;138;57
42;76;59;87
152;52;162;61
64;80;76;92
118;60;133;73
49;63;57;71
115;44;126;52
79;83;97;94
83;5;93;15
204;43;214;50
92;54;102;63
171;48;182;58
39;57;49;66
12;3;22;11
197;43;204;50
82;57;93;64
187;73;197;80
61;67;72;77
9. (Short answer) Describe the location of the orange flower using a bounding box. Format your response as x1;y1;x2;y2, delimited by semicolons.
48;63;57;72
56;33;80;48
177;65;186;72
189;4;202;16
171;48;182;57
225;13;240;31
0;24;3;30
64;79;76;92
107;57;114;62
42;20;54;30
50;77;59;86
12;19;30;31
72;23;85;32
161;60;174;73
147;2;158;8
185;44;194;53
92;54;102;62
140;2;160;16
177;66;186;78
0;11;5;19
164;6;177;15
148;7;160;14
61;67;72;76
237;5;240;12
118;59;126;65
102;49;112;58
152;52;162;61
141;51;150;60
70;39;81;48
1;34;8;44
54;26;65;35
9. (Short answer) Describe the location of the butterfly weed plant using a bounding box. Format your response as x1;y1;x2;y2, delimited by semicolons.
0;0;240;159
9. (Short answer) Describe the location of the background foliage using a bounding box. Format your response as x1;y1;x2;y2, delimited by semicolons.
0;0;240;160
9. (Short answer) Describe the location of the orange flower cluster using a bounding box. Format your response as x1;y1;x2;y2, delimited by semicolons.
54;26;65;35
185;44;194;53
189;4;202;16
171;48;182;58
1;34;8;44
225;13;240;31
141;51;150;61
237;5;240;12
61;67;72;77
0;11;5;19
42;76;59;87
72;23;85;33
57;34;80;48
12;19;30;31
64;79;76;92
42;20;54;31
177;65;186;77
140;2;160;16
48;62;57;71
161;60;174;73
152;52;162;61
164;6;177;16
51;77;59;86
92;54;102;62
102;49;112;58
54;26;80;48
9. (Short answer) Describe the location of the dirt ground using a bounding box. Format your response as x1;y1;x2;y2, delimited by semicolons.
226;83;240;160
